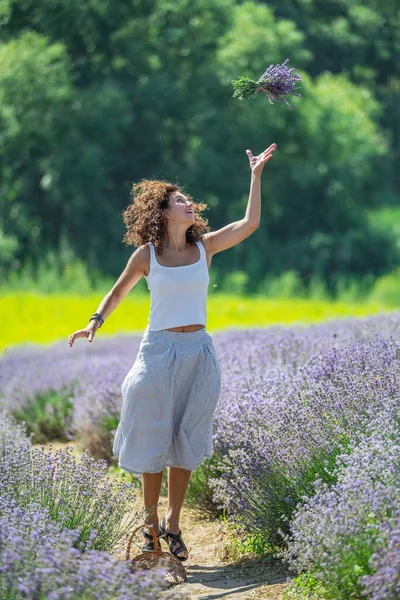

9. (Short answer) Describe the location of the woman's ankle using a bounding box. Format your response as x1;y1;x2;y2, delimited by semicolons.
164;516;180;533
144;520;160;533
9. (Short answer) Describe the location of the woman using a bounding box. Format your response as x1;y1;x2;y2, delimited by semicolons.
68;143;276;561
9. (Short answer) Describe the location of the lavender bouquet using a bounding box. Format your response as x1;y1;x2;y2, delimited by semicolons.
231;58;302;109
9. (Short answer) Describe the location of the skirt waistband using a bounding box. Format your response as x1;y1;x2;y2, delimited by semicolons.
143;326;208;343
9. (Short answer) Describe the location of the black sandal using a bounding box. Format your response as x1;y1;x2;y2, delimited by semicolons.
141;526;163;553
159;515;188;561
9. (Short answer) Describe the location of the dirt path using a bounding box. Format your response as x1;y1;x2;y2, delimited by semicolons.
34;441;293;599
147;497;291;599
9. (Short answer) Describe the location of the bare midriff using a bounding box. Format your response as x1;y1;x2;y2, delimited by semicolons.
162;324;205;332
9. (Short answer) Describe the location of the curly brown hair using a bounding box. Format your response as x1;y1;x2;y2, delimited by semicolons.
122;179;211;255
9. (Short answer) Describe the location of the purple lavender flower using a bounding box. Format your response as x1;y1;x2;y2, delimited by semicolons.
279;427;400;599
0;497;181;599
2;311;400;599
0;413;188;599
0;334;140;458
361;516;400;600
0;410;141;553
210;312;400;548
231;58;302;109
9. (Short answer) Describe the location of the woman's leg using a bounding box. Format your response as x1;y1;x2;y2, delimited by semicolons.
165;466;191;558
141;471;163;533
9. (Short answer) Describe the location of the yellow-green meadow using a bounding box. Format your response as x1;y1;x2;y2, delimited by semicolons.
3;292;395;352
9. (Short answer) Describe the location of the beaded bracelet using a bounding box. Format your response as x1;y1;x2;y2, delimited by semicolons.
89;312;104;327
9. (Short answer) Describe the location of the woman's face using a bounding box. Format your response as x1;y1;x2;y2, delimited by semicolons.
165;191;195;224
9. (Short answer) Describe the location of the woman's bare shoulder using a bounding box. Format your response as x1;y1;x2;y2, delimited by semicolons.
137;243;151;277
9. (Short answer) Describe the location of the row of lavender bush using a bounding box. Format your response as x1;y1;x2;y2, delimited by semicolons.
212;319;400;529
210;313;400;599
0;333;138;454
2;314;399;458
279;418;399;599
1;312;400;598
0;412;188;599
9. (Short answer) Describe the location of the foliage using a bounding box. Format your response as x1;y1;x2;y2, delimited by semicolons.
0;0;398;287
369;267;400;307
11;389;75;444
185;452;224;516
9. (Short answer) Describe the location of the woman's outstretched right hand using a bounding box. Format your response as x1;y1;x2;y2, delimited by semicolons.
69;321;100;347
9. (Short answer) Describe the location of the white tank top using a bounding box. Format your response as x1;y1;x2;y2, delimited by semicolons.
144;240;210;331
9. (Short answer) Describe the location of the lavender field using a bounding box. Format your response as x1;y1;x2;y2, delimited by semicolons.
1;312;400;599
0;411;189;599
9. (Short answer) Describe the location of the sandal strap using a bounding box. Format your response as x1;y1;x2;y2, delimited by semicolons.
142;530;152;540
141;528;162;541
160;517;187;556
164;530;187;554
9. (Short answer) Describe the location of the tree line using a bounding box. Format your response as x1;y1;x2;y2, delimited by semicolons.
1;0;399;293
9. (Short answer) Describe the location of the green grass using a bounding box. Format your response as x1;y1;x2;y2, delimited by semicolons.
1;292;396;352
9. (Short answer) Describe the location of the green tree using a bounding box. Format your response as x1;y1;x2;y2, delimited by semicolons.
0;32;73;266
263;0;400;204
0;0;398;292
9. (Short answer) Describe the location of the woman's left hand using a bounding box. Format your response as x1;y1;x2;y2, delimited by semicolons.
246;143;276;176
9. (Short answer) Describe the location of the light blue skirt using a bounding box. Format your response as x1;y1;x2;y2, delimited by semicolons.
112;326;222;474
